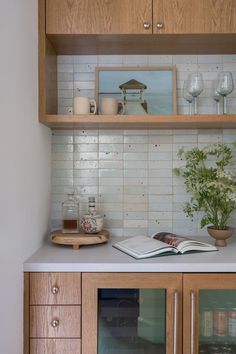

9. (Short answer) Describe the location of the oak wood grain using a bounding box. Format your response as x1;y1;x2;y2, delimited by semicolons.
24;273;30;354
82;273;182;354
30;339;81;354
38;0;57;121
30;305;81;338
183;274;236;354
153;0;236;34
30;273;81;305
50;230;109;250
46;0;152;35
45;33;236;55
41;114;236;130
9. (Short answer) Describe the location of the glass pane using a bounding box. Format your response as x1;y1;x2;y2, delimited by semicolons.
98;288;166;354
199;290;236;354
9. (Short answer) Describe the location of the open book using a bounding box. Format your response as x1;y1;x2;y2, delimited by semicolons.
113;232;218;259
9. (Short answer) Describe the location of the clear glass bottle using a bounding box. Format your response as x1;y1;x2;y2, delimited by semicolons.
80;197;103;234
62;194;79;233
213;307;228;338
200;306;214;339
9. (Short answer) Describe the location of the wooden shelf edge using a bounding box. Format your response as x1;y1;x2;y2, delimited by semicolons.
46;34;236;55
40;114;236;129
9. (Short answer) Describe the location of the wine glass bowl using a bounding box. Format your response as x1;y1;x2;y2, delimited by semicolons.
187;72;204;114
187;72;204;97
216;72;234;114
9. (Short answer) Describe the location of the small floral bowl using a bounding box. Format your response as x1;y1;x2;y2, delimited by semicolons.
80;214;103;234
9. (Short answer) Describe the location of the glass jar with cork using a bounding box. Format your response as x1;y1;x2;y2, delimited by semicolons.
61;194;79;233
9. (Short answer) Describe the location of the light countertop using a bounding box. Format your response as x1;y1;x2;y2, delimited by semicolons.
23;236;236;273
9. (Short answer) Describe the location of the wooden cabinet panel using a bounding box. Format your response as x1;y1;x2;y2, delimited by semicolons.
30;272;81;305
30;339;81;354
153;0;236;34
46;0;152;35
30;305;81;338
82;273;182;354
183;274;236;354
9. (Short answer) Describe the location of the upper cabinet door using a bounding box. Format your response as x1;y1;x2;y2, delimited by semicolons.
153;0;236;34
46;0;152;35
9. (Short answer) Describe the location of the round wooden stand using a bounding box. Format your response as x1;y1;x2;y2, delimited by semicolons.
50;229;109;250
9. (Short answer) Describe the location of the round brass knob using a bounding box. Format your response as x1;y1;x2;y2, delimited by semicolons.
143;22;150;29
51;319;59;328
156;22;164;29
51;286;59;295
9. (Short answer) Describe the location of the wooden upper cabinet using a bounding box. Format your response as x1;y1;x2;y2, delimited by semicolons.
46;0;153;35
153;0;236;34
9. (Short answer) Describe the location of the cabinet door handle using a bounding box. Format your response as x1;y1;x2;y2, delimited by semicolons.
190;290;195;354
143;22;150;29
51;319;59;328
156;22;164;29
51;286;59;295
173;290;179;354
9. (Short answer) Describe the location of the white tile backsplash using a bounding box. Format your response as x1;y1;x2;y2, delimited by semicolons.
57;54;236;115
51;127;236;236
52;54;236;237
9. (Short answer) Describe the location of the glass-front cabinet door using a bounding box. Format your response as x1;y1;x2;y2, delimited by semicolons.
183;274;236;354
82;273;182;354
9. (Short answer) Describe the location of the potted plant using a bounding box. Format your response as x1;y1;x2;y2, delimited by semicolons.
174;142;236;246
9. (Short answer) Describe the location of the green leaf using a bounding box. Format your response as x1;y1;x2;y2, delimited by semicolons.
175;142;236;230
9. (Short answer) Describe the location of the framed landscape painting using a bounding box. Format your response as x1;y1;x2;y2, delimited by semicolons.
95;66;177;115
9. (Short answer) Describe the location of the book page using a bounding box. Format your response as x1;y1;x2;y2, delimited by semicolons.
152;232;189;248
152;232;217;253
114;236;174;255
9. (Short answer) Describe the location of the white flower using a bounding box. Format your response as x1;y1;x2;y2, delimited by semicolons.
227;192;236;202
217;170;235;181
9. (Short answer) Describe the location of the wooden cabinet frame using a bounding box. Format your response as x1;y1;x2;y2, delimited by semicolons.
38;0;236;128
82;273;182;354
25;271;236;354
183;273;236;354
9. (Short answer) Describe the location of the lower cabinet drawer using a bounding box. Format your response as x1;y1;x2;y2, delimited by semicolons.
30;339;81;354
30;306;81;338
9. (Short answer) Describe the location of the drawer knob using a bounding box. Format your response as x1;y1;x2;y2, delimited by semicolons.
156;22;164;29
51;286;59;295
143;22;150;29
51;319;59;328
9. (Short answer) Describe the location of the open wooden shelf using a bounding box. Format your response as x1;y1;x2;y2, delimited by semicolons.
47;34;236;55
41;114;236;129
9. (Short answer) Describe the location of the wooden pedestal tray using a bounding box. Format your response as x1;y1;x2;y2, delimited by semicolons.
50;229;109;250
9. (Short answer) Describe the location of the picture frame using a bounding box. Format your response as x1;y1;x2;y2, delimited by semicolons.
95;66;177;115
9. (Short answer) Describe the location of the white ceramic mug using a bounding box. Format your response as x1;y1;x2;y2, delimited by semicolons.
73;97;97;115
101;98;124;115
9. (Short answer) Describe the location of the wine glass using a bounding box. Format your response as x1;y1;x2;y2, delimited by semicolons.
212;80;222;115
187;72;204;114
216;72;234;114
183;80;194;114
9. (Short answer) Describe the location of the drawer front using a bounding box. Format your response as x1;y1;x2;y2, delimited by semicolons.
30;306;81;338
30;339;81;354
30;273;81;305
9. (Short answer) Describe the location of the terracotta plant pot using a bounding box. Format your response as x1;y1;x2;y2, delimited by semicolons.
207;226;234;247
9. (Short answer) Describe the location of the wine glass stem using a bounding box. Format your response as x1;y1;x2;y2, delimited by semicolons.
223;96;227;114
216;101;220;115
194;97;198;114
188;102;192;115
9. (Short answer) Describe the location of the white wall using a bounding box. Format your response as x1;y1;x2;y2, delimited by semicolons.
0;1;51;353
